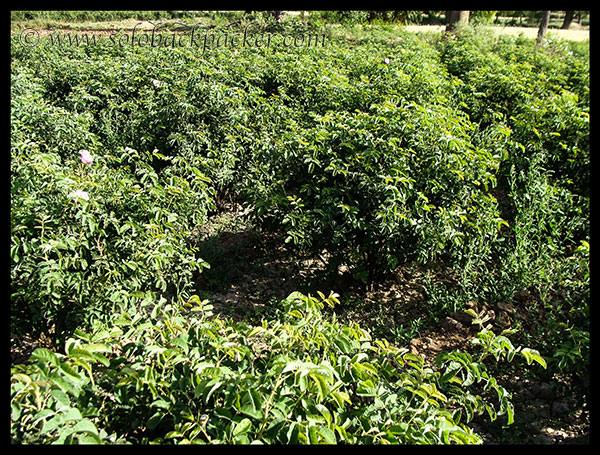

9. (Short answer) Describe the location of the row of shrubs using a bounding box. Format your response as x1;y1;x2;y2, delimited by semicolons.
12;290;550;444
11;25;588;443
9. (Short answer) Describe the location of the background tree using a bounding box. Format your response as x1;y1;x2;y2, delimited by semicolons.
446;11;470;32
561;10;575;29
536;10;551;45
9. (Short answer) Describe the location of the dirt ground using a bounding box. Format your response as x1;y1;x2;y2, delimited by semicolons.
404;24;589;41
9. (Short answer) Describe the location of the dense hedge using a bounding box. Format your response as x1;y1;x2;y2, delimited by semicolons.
11;24;589;444
12;291;548;444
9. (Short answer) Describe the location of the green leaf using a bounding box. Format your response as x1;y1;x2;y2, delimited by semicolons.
286;421;300;444
315;403;332;425
31;408;55;427
310;371;330;401
59;362;81;380
205;380;224;403
240;389;263;420
402;352;424;372
48;373;79;396
318;426;337;444
40;415;63;435
356;378;376;396
63;407;83;422
65;338;79;356
72;418;99;435
520;348;547;369
73;329;91;341
308;425;319;444
91;352;110;367
12;373;33;386
165;430;184;439
151;399;171;410
76;433;103;444
331;390;351;408
50;389;71;407
439;360;462;384
232;418;253;437
31;348;58;366
506;403;515;425
146;411;164;430
171;335;189;354
69;347;96;362
82;343;112;353
115;376;136;388
334;335;352;354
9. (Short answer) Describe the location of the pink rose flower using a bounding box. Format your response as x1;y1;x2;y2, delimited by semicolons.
79;150;93;164
69;189;90;201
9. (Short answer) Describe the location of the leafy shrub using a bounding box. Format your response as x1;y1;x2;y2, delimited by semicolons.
441;29;590;199
436;28;589;304
11;71;215;338
246;96;504;284
11;291;546;444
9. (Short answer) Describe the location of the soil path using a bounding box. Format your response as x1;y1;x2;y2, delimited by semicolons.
404;24;589;41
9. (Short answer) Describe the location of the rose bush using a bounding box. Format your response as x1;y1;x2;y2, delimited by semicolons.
11;291;546;444
11;69;215;339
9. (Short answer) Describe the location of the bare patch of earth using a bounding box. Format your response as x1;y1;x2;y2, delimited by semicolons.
404;25;589;41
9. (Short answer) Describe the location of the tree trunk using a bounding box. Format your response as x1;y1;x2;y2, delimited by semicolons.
561;11;575;29
536;10;551;45
446;11;470;32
